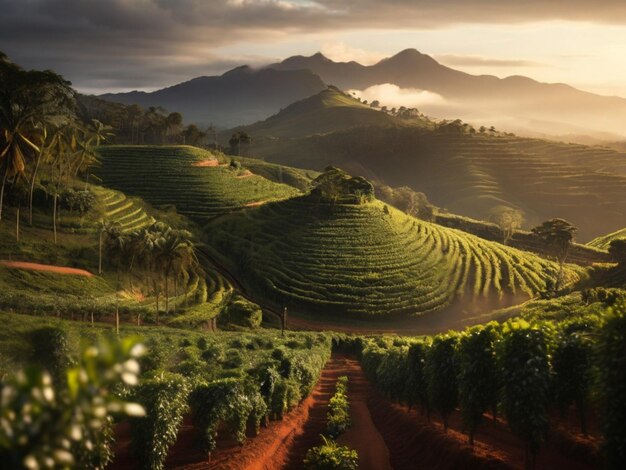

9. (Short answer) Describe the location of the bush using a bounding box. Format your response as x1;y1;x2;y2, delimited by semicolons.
456;324;501;444
0;338;145;470
327;376;350;438
131;373;190;470
596;303;626;468
221;295;262;328
304;436;358;470
500;321;551;465
425;334;459;430
28;327;72;383
405;341;429;414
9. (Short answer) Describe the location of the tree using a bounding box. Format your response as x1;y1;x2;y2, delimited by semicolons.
103;222;126;335
154;228;195;316
489;206;524;245
370;100;380;108
229;131;251;156
608;239;626;266
531;219;577;291
0;52;75;224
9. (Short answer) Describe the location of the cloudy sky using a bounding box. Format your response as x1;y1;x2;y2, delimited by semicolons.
2;0;626;96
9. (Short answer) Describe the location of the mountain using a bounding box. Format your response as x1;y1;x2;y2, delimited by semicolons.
270;49;626;139
227;86;404;138
100;66;326;128
231;88;626;242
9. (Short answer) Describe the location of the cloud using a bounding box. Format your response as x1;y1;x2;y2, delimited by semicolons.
2;0;626;92
434;54;543;68
349;84;448;109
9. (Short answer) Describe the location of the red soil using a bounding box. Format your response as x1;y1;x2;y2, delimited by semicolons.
109;354;598;470
368;396;597;470
192;160;220;167
0;260;93;277
235;170;254;179
244;200;268;208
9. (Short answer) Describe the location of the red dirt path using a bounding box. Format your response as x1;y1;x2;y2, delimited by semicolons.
192;160;220;167
0;260;93;277
109;354;598;470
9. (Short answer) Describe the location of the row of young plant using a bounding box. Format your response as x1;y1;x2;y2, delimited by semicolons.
304;375;358;470
126;334;333;470
359;304;626;469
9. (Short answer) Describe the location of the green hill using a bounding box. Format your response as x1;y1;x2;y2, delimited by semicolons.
95;145;301;223
205;195;585;319
588;227;626;250
229;87;405;138
237;112;626;241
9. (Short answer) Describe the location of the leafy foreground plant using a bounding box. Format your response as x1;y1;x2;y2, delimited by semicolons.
0;337;146;469
304;435;358;470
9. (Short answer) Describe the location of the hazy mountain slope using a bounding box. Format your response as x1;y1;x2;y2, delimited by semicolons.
228;87;405;138
270;49;626;138
100;67;326;128
232;89;626;241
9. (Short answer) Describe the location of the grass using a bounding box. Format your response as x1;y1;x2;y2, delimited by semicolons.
95;145;300;223
205;195;586;318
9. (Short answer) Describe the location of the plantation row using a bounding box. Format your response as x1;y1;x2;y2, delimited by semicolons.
95;187;155;233
0;316;334;470
129;332;332;470
207;196;583;317
95;146;299;223
355;304;626;468
588;227;626;250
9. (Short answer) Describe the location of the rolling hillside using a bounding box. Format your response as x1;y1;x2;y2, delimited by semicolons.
230;86;404;138
205;195;584;319
233;88;626;241
95;146;300;223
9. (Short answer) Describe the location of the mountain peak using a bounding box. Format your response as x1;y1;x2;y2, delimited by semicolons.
310;52;331;62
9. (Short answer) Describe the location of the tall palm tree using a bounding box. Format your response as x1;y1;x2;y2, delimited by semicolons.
154;229;193;315
103;223;126;335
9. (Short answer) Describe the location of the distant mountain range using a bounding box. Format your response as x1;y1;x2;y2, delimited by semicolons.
100;66;326;128
101;48;626;139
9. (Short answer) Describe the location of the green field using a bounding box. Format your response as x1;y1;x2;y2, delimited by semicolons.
95;145;300;223
206;196;585;318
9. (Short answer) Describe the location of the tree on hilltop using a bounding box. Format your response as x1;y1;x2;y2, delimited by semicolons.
489;206;524;245
532;218;577;291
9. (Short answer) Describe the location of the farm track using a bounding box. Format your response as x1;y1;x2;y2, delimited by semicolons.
112;354;598;469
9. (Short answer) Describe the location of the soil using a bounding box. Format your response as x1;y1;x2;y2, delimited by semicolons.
192;160;220;167
244;201;268;208
0;260;94;277
236;170;254;179
108;355;599;470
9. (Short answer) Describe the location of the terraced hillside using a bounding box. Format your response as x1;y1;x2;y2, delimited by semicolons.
95;146;300;224
93;186;155;232
206;196;585;318
233;88;626;241
588;227;626;250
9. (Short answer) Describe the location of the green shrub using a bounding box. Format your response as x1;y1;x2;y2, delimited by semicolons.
28;327;72;383
190;378;255;455
327;376;351;438
221;295;262;328
500;321;551;465
405;341;429;414
304;436;358;470
0;338;146;470
552;331;592;435
596;303;626;468
456;324;501;444
131;373;190;470
425;334;459;430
